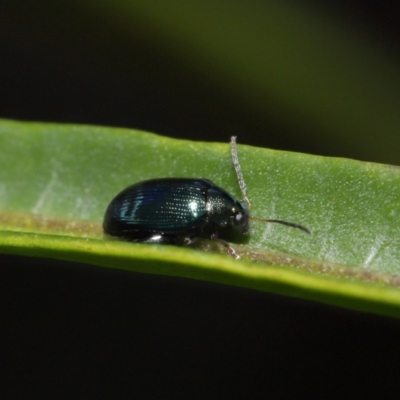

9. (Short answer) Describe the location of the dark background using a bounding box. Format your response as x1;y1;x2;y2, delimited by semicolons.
2;1;400;398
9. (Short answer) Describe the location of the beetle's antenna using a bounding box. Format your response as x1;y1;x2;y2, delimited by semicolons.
250;217;311;235
230;136;251;210
231;136;311;235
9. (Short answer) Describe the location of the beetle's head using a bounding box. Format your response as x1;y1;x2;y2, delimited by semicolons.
207;186;250;237
228;200;250;235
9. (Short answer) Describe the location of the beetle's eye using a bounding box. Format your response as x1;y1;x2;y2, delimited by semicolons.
231;207;243;219
235;212;243;222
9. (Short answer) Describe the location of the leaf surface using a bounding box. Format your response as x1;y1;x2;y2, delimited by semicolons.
1;119;400;317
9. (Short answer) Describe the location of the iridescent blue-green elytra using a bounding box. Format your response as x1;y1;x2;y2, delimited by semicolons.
103;178;250;246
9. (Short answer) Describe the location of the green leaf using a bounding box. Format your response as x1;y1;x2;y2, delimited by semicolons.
1;118;400;318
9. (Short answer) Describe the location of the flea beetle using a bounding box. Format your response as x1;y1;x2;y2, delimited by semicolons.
103;137;310;258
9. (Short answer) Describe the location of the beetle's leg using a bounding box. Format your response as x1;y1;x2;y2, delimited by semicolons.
210;234;240;259
183;237;193;245
139;234;175;244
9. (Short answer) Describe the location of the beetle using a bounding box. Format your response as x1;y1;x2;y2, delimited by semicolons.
103;137;310;258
